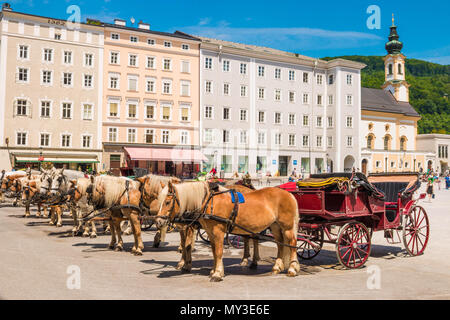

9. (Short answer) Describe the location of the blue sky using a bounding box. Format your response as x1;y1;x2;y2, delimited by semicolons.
6;0;450;64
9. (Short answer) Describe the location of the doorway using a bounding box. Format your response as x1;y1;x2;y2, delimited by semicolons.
362;159;368;175
279;156;288;176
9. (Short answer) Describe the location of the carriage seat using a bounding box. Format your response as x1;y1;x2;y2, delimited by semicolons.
371;182;408;203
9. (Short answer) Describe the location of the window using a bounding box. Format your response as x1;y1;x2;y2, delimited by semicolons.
16;99;28;116
40;133;50;147
289;134;296;146
240;85;247;97
328;74;334;85
147;56;155;69
181;60;190;73
82;135;91;148
303;115;309;126
110;52;119;64
316;116;323;127
84;74;93;88
223;83;230;95
16;132;27;146
111;33;119;40
275;89;281;101
223;107;230;120
43;48;53;62
146;78;155;93
240;109;247;121
328;95;334;105
127;129;136;143
145;129;154;143
109;102;119;117
128;76;138;91
181;81;191;96
346;95;353;105
222;155;232;173
398;64;403;75
347;136;353;147
258;88;265;99
18;68;29;82
317;95;322;105
61;134;71;147
204;106;213;119
327;116;333;128
205;57;212;69
162;79;172;94
146;104;155;119
108;128;118;142
316;136;323;147
240;130;248;144
164;41;172;48
109;74;119;89
327;136;333;148
258;66;265;77
400;137;407;151
346;116;353;128
223;130;230;143
289;70;295;81
367;135;374;149
240;63;247;74
163;58;171;70
274;133;282;145
258;131;266;145
205;81;212;93
180;106;190;122
347;74;353;85
275;68;281;79
63;51;72;64
289;114;296;125
303;93;309;104
129;54;138;67
19;45;28;59
147;38;155;45
317;74;323;85
303;72;309;83
182;44;189;50
204;129;213;143
161;130;170;144
42;70;52;85
302;135;309;147
384;136;391;150
83;104;93;120
41;101;51;118
161;105;171;120
289;91;295;103
258;111;265;123
223;60;230;72
180;131;189;145
130;36;138;43
85;53;93;67
274;112;282;124
128;103;137;118
62;103;72;119
63;73;73;86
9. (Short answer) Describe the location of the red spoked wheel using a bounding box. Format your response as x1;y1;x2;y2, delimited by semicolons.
297;228;324;260
402;206;430;256
336;222;371;269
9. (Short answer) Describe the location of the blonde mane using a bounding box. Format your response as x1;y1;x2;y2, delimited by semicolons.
145;174;180;195
174;181;210;214
93;175;140;207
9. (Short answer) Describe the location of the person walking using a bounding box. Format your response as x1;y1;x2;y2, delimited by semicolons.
445;174;450;190
426;176;434;202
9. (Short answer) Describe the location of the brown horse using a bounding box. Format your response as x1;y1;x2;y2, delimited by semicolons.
1;172;27;205
155;181;300;281
21;178;48;218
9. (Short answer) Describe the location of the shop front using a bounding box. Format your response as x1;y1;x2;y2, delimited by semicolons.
13;153;100;172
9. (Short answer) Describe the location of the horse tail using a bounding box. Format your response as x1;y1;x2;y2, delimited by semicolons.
282;192;299;267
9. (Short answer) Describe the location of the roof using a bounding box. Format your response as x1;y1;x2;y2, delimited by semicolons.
361;87;420;117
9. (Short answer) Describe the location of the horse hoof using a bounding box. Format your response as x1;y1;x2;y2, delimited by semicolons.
182;264;192;273
114;246;123;252
153;241;160;248
272;267;282;275
287;268;298;277
56;224;62;228
134;250;143;256
90;234;97;239
108;245;115;250
210;274;223;282
177;247;183;253
249;262;258;270
240;259;249;267
176;262;185;270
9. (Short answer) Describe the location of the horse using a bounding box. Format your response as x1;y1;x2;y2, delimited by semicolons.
21;178;49;218
0;171;27;205
17;173;44;217
87;175;143;255
155;181;300;282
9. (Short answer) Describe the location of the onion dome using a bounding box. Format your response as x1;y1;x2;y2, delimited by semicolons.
385;14;403;54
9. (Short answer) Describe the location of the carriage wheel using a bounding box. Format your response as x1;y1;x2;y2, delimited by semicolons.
402;206;430;256
297;228;324;260
336;222;371;269
197;229;210;244
227;235;245;249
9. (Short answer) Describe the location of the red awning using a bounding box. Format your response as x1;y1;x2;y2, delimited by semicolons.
124;147;208;163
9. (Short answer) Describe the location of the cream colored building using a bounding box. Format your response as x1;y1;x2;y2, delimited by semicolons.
0;6;104;171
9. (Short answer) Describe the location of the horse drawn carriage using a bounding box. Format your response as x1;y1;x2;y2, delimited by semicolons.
278;172;430;269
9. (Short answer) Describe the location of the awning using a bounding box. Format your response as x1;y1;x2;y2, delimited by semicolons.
15;156;99;164
124;147;208;163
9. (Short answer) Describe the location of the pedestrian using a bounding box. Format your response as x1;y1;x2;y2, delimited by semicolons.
426;176;434;202
445;174;450;190
435;174;441;190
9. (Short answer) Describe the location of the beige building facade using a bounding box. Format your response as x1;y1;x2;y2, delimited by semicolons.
0;7;104;171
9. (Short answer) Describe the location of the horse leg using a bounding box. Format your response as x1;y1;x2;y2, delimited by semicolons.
283;228;300;277
24;201;30;218
56;206;63;228
42;205;48;218
90;220;98;238
270;223;285;274
113;218;123;252
122;220;132;236
210;226;225;282
153;225;167;248
71;208;78;236
181;226;194;272
108;220;117;250
176;227;187;270
49;207;55;225
129;213;144;255
240;238;251;267
250;239;260;269
36;203;41;218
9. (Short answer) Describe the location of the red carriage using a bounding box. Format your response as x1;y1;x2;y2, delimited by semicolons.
278;172;430;269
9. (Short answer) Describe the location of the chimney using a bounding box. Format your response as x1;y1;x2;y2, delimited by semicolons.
114;19;126;26
2;3;12;11
138;21;150;30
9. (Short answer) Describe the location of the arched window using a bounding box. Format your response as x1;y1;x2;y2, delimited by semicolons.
384;135;391;151
388;64;393;75
400;136;407;151
367;134;374;149
398;63;403;75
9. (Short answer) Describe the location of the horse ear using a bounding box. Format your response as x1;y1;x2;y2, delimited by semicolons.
60;168;64;174
160;181;166;189
137;176;147;184
168;181;174;192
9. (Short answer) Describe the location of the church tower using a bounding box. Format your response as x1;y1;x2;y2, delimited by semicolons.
382;14;410;102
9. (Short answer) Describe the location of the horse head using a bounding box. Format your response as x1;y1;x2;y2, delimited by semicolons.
155;181;180;228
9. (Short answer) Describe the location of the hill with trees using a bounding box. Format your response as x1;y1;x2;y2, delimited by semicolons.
321;56;450;134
